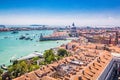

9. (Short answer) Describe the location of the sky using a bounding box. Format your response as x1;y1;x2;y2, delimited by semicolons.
0;0;120;26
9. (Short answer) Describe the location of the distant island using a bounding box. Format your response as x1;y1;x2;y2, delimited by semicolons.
0;25;54;32
30;24;47;26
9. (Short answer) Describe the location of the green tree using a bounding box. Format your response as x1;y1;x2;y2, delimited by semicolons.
40;61;47;65
57;49;68;57
32;56;40;61
31;57;40;65
19;60;28;74
43;49;55;64
0;69;3;75
0;68;3;80
8;60;28;78
28;65;39;72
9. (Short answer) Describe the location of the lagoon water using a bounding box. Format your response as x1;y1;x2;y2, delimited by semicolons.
0;30;71;66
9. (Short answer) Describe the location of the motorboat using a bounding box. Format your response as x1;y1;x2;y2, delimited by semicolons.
11;31;19;34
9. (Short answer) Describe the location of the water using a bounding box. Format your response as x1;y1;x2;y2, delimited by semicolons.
0;30;71;66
